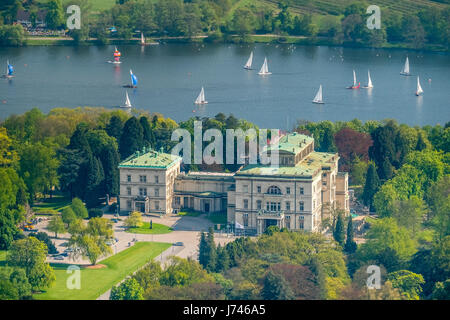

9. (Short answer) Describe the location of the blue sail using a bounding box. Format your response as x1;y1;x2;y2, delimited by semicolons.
7;64;14;75
131;73;138;86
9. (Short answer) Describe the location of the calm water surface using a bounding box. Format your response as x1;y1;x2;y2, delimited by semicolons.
0;43;449;129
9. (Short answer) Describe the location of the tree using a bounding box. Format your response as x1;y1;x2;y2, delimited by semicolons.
333;213;345;246
0;267;31;300
18;142;59;201
215;244;230;272
392;196;426;234
140;116;155;147
46;0;65;29
334;127;372;171
102;147;120;197
431;279;450;300
261;269;295;300
119;117;144;159
198;231;208;269
124;211;143;228
387;270;425;300
7;237;55;291
0;24;25;46
29;232;57;254
71;197;88;219
69;217;113;265
110;277;144;300
61;207;77;227
356;218;417;271
362;163;380;211
205;227;216;272
344;217;357;253
231;7;255;38
0;208;19;250
106;115;124;141
416;133;427;151
426;176;450;241
47;215;66;238
58;148;84;199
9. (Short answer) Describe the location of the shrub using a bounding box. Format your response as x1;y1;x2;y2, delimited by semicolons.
88;208;103;219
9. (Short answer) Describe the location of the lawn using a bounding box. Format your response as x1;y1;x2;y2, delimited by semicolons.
127;222;173;235
35;241;170;300
32;195;72;215
0;250;6;266
206;212;227;225
177;210;202;217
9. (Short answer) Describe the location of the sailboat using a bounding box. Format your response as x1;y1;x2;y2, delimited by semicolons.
258;57;271;75
123;69;138;88
312;85;324;104
363;70;373;88
244;51;253;70
346;70;360;89
400;57;410;76
140;32;146;46
415;76;423;96
108;47;122;64
194;87;208;105
121;91;132;108
2;60;14;78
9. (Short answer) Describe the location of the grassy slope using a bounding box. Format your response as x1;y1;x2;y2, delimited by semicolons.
35;241;170;300
31;195;71;215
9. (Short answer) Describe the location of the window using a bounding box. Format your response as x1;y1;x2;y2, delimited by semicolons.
322;181;327;186
243;185;248;193
127;187;131;196
175;197;180;205
286;187;291;194
323;173;327;177
267;202;281;211
299;221;304;229
139;188;147;197
243;199;249;209
155;176;159;183
299;216;304;229
268;186;282;194
257;186;261;193
299;201;304;211
139;175;147;183
155;188;159;197
155;201;160;210
299;187;304;195
127;175;131;182
243;213;249;227
127;200;132;209
286;201;290;211
256;200;262;210
285;216;291;229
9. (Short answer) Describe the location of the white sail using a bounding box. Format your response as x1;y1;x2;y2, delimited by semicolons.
401;57;410;75
367;70;373;88
416;76;423;95
258;57;271;75
140;32;145;45
312;85;324;104
353;70;357;86
244;51;253;69
124;91;132;108
195;87;207;104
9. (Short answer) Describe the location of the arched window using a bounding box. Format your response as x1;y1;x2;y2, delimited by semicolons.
267;186;282;195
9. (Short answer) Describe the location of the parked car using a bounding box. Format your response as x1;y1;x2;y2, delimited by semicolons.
54;255;64;260
173;242;184;246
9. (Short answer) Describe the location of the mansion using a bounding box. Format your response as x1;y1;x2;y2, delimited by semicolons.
118;132;349;235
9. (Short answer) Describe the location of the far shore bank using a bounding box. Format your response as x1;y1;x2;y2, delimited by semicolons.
17;34;449;54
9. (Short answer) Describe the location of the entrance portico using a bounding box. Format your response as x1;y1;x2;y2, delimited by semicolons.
256;210;285;235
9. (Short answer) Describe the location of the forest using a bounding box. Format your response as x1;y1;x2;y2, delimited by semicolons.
0;0;449;50
0;106;449;299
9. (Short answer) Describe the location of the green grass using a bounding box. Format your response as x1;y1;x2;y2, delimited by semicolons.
0;250;6;266
206;212;227;225
32;195;71;215
127;222;173;235
35;241;170;300
177;211;202;217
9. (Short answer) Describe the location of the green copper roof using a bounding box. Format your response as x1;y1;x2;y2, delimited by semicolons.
236;151;337;178
264;132;314;155
119;149;182;169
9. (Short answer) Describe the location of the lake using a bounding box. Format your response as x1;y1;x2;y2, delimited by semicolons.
0;43;449;129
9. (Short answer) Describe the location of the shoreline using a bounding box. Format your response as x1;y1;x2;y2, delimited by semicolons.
19;35;449;54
